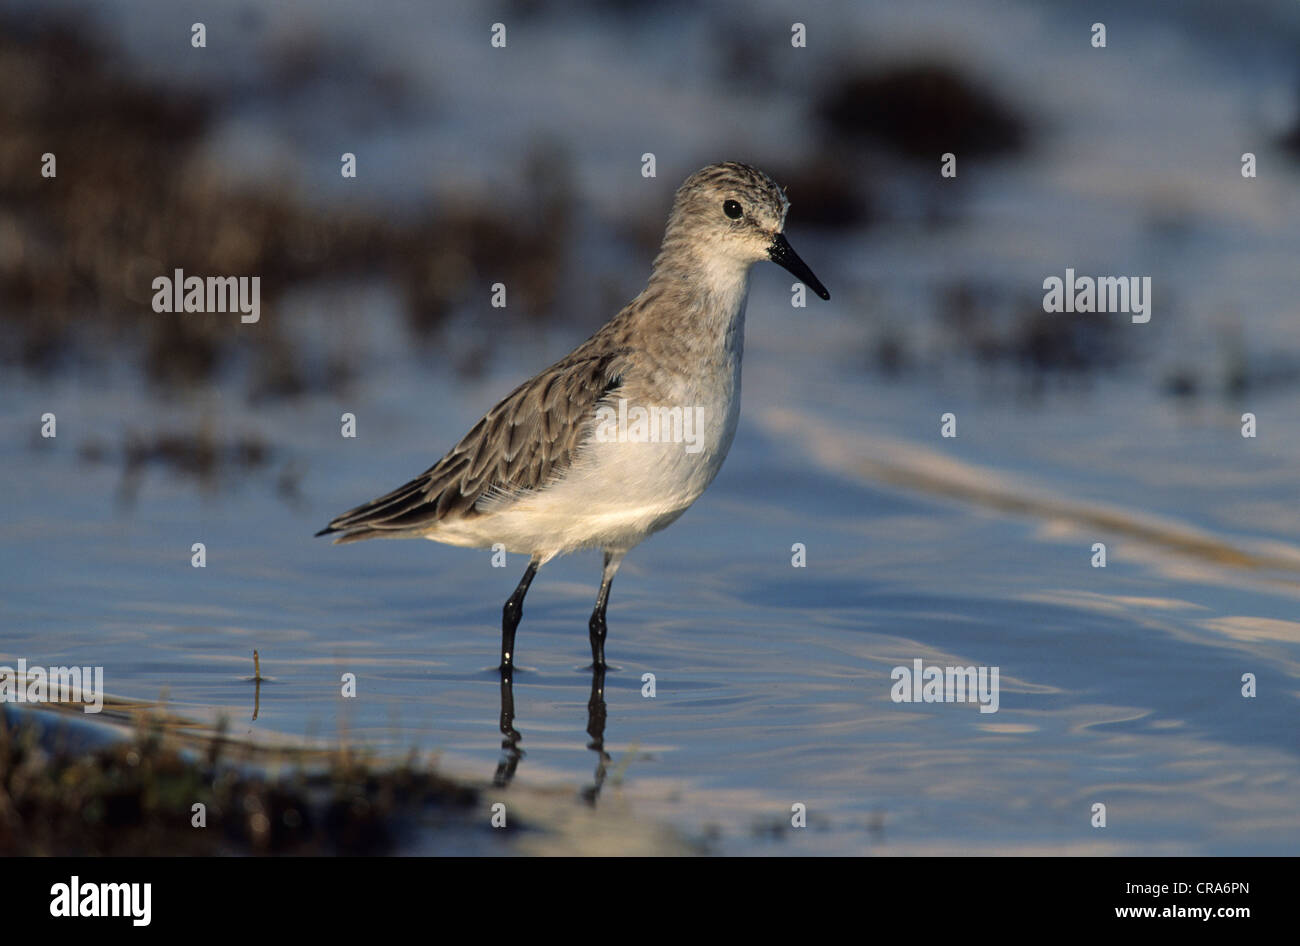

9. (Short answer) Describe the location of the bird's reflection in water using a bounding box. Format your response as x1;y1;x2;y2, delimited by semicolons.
581;666;610;805
493;668;523;787
493;665;610;805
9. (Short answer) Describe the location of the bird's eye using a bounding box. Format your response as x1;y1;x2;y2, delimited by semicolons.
723;199;743;219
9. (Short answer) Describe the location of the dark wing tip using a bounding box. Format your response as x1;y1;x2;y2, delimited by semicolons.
314;526;337;538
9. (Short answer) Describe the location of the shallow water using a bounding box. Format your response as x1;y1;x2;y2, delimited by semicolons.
3;0;1300;854
6;285;1299;854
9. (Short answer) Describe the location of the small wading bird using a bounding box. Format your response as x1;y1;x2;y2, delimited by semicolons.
317;162;829;671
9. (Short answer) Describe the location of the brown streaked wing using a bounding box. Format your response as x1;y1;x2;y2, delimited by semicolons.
318;353;622;542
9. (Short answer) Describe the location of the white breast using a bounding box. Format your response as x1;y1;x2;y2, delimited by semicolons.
434;291;750;560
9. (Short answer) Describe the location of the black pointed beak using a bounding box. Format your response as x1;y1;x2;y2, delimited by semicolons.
768;233;829;300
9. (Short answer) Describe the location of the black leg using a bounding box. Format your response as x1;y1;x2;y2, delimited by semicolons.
501;558;539;672
587;550;624;669
588;583;611;668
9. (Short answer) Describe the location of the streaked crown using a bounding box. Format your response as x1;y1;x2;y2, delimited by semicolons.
658;162;791;267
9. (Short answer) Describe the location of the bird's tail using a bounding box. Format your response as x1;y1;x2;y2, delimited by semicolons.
314;525;387;544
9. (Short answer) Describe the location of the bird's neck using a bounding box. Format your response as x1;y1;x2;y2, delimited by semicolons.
645;245;752;341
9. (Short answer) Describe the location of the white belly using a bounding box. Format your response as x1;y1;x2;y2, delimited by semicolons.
432;322;745;559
